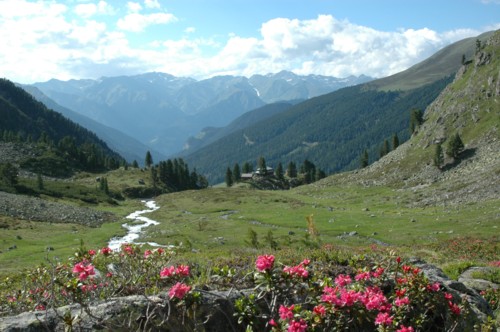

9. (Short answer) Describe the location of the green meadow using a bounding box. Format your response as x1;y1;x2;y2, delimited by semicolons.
1;169;498;276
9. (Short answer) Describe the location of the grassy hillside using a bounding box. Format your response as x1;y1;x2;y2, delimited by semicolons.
366;30;494;91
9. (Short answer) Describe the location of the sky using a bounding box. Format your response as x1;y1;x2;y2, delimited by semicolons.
1;0;499;84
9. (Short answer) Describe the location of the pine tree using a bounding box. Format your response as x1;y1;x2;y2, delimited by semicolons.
258;156;267;173
409;108;424;134
145;151;153;168
275;162;284;180
242;161;253;173
360;149;369;168
392;133;399;150
287;161;297;178
433;143;444;168
225;167;233;187
232;163;241;183
446;133;464;159
132;160;139;168
150;167;158;192
379;139;390;158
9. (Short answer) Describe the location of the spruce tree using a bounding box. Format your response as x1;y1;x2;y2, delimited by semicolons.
145;151;153;168
433;143;444;168
409;108;423;134
232;163;241;183
287;161;297;178
258;156;267;173
360;149;369;168
446;133;464;159
275;162;284;180
225;167;233;187
379;139;390;158
392;133;399;150
242;161;252;173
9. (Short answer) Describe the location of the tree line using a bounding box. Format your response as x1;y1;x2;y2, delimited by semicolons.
0;130;123;173
225;156;326;187
145;152;208;193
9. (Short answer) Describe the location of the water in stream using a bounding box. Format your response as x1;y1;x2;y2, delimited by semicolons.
108;200;164;250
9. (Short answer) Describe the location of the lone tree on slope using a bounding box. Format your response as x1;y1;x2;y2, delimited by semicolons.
145;151;153;168
433;143;444;169
446;133;464;159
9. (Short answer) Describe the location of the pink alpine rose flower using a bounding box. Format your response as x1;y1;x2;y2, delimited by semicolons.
334;274;352;286
397;326;415;332
287;318;307;332
168;282;191;299
144;249;152;259
160;266;175;278
100;247;112;255
375;312;393;326
279;304;295;320
72;262;95;281
313;304;326;317
255;255;275;272
175;264;190;277
395;297;410;307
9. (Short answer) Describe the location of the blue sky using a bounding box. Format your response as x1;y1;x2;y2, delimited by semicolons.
1;0;498;83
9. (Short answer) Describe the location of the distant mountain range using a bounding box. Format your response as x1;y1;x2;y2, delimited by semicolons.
28;71;372;157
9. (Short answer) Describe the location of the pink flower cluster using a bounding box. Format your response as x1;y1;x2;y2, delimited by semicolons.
72;261;95;281
261;256;466;331
144;248;165;259
160;264;190;278
287;318;308;332
283;259;310;279
168;282;191;299
321;285;391;312
278;305;308;332
100;247;112;255
255;255;275;272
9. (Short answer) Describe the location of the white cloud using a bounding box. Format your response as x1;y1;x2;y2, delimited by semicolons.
75;1;114;18
144;0;161;9
126;1;142;13
117;12;177;32
0;2;494;85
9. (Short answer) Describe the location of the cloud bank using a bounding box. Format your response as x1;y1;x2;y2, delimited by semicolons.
0;0;496;83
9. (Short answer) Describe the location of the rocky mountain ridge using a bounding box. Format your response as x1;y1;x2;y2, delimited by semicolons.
30;71;370;156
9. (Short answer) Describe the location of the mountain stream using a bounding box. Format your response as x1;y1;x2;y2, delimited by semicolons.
108;200;163;250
